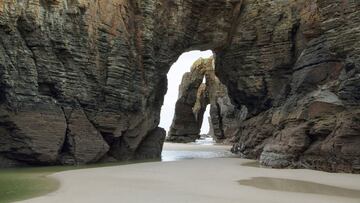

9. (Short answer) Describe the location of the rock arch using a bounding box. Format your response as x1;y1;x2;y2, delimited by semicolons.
167;57;246;144
0;0;359;172
167;58;211;143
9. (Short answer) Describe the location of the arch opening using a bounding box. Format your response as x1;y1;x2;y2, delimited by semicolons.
161;50;247;145
159;50;213;142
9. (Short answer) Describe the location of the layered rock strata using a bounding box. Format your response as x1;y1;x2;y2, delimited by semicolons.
205;66;247;144
224;1;360;173
0;0;358;173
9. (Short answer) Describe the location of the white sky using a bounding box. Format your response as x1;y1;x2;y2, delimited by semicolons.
160;50;213;135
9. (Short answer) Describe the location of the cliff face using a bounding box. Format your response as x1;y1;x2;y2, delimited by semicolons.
0;0;359;172
0;0;239;166
221;1;360;173
205;65;247;144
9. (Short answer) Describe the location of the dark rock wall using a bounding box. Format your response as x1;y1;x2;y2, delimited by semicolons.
222;1;360;173
205;67;247;144
0;0;359;172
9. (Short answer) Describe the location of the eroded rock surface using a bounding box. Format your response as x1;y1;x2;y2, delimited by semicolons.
206;67;247;144
225;1;360;173
0;0;359;172
0;0;240;166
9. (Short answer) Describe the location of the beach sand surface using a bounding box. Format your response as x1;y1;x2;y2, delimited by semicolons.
18;143;360;203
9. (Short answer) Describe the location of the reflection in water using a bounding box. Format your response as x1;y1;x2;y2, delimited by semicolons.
194;137;215;145
161;150;233;162
238;177;360;199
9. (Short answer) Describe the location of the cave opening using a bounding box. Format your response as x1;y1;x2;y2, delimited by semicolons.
159;50;213;144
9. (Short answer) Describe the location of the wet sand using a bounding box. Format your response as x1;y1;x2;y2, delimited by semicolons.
18;143;360;203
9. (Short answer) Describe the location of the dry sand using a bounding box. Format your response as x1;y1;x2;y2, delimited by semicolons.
18;143;360;203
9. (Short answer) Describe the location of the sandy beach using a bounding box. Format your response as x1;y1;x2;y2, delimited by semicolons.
18;143;360;203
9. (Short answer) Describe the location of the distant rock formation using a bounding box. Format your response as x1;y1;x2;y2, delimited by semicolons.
207;117;215;137
167;58;210;143
0;0;359;173
167;58;246;144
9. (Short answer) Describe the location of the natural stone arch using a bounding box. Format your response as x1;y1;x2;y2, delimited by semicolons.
0;0;359;173
167;57;247;144
167;58;211;143
0;0;244;166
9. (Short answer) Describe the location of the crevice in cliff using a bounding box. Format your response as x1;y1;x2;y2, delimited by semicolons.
222;0;244;50
100;132;117;147
59;107;78;165
290;22;301;60
294;59;342;71
74;98;113;153
183;1;202;48
0;38;15;106
37;82;61;98
75;98;97;128
18;28;63;102
94;32;111;95
16;17;43;100
0;32;17;75
129;0;147;92
39;0;52;10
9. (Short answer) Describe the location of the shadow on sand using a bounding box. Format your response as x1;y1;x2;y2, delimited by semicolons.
238;177;360;199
